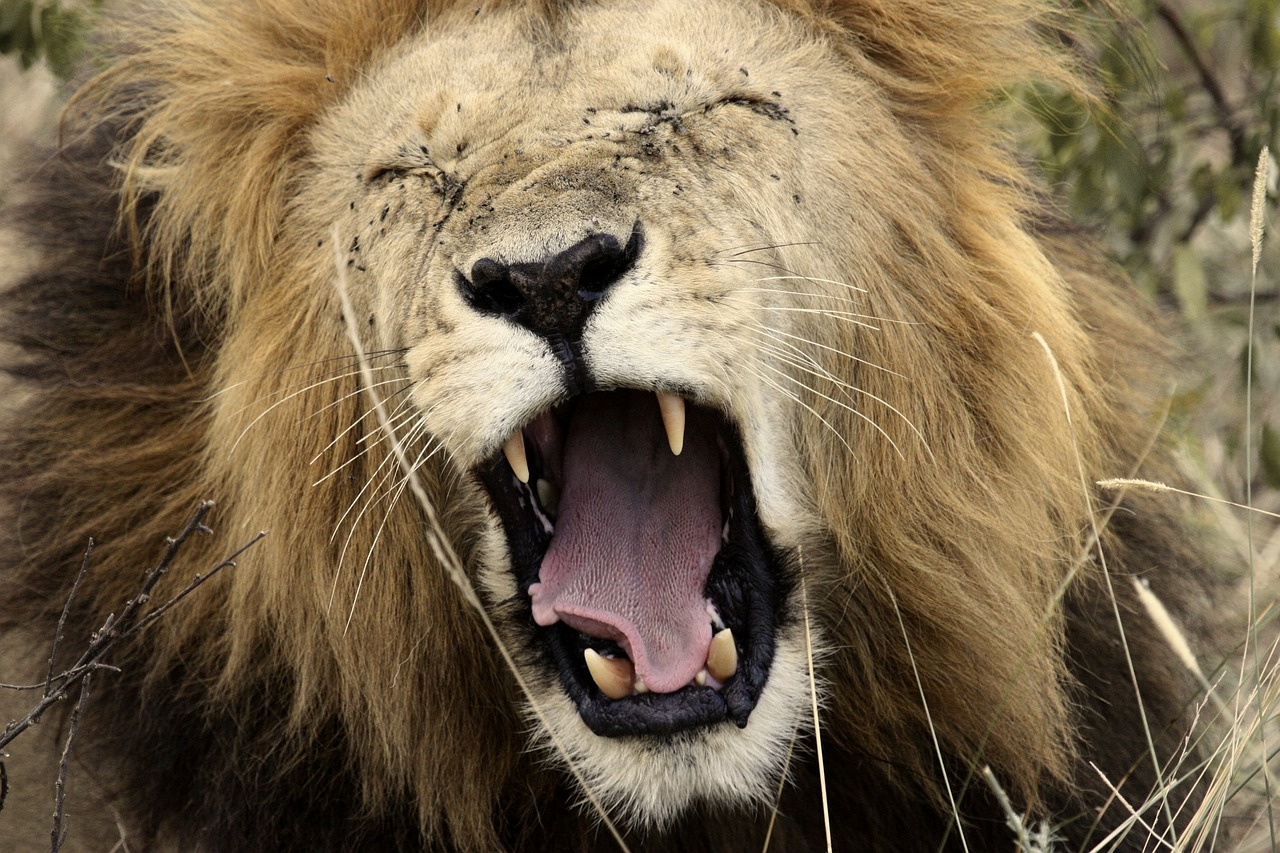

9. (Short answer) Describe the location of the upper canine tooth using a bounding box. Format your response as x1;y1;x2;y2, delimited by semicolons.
584;648;634;700
706;628;738;682
502;430;529;484
656;391;685;456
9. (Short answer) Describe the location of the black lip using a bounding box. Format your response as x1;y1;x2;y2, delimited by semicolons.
477;393;784;737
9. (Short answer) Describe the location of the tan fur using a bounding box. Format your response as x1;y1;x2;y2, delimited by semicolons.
1;0;1209;849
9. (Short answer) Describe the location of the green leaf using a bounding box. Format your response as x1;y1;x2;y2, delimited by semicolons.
41;3;85;80
0;0;30;38
1262;423;1280;490
1171;243;1208;322
0;0;33;57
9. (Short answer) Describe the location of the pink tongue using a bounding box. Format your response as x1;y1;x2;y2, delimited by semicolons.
529;391;721;693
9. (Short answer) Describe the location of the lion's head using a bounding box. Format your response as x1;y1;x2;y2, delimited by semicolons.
0;0;1213;849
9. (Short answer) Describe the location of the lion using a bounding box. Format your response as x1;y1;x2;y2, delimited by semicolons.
0;0;1225;850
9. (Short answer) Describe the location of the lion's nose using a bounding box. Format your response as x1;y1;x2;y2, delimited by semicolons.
458;223;642;340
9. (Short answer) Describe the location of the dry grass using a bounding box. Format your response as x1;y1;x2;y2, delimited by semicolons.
1025;148;1280;853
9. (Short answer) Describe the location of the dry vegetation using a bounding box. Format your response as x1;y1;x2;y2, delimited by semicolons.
1013;6;1280;846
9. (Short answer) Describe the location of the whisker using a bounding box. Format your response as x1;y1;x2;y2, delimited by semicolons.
756;360;905;461
199;350;406;402
221;363;403;413
330;421;425;546
748;321;904;377
751;370;856;458
716;241;821;257
710;256;812;277
344;436;443;634
746;336;863;412
735;287;868;307
311;399;422;488
328;422;434;613
305;375;410;419
310;382;416;468
747;274;868;295
228;367;405;453
731;301;923;329
748;336;931;458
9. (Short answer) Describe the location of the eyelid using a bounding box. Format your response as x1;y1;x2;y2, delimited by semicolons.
362;163;413;183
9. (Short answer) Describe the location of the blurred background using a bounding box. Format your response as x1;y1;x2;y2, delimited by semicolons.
1017;0;1280;591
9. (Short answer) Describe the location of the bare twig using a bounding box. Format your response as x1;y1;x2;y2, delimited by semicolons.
46;541;93;698
130;533;265;636
0;664;121;692
50;671;91;853
1154;3;1250;169
0;501;264;843
0;502;265;752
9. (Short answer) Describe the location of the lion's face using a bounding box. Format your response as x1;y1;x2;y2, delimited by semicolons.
0;0;1219;845
303;0;901;821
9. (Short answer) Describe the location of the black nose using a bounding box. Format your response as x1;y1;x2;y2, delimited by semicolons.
458;224;642;339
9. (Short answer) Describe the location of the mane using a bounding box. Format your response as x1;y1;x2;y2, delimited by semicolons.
0;1;1208;849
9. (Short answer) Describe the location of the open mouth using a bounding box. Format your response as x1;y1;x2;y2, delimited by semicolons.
477;388;783;737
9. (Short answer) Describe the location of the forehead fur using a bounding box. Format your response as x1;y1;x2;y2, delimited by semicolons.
91;0;1080;315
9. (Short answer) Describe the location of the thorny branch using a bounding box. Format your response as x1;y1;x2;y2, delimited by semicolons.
0;501;266;840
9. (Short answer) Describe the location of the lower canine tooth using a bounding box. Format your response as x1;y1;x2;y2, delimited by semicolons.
502;431;529;483
656;391;685;456
706;628;738;682
584;648;633;699
536;478;560;518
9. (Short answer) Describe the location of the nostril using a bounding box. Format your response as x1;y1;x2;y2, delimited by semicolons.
577;257;617;302
577;225;642;303
457;222;643;339
459;258;525;316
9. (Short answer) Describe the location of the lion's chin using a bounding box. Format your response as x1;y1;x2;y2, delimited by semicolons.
531;629;815;827
477;388;787;739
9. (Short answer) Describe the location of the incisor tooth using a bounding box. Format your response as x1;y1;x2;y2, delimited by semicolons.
656;391;685;456
706;628;738;682
584;648;633;700
695;669;707;687
502;430;529;484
